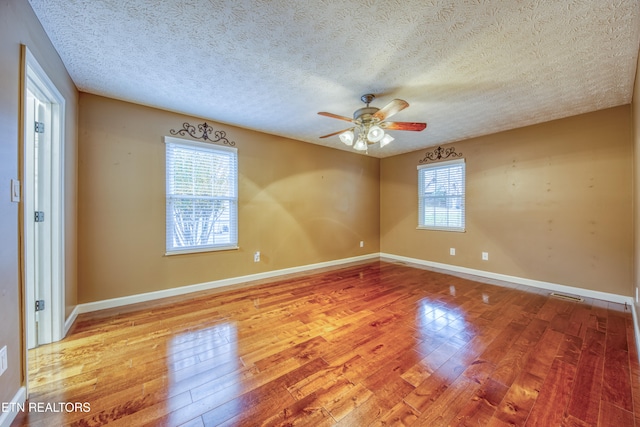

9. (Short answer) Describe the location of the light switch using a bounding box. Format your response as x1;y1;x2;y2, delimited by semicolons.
11;179;20;202
0;345;6;377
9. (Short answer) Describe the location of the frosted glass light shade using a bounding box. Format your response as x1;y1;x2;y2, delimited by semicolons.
379;133;394;147
353;136;368;151
367;125;384;142
339;130;354;146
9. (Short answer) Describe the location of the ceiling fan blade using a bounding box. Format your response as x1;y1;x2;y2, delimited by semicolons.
373;99;409;121
319;127;354;138
318;112;354;123
381;121;427;131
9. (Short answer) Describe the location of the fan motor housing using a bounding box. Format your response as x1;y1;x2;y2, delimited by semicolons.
353;107;380;123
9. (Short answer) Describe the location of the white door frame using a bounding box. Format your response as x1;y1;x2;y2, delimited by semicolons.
21;45;66;361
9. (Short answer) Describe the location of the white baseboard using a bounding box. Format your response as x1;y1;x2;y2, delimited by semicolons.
76;253;379;314
380;252;634;305
631;303;640;362
0;386;26;427
64;306;79;336
75;251;633;315
66;251;640;362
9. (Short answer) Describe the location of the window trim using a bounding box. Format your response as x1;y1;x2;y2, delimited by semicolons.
417;158;466;232
164;136;239;255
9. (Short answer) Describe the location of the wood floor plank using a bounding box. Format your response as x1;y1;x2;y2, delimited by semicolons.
403;329;495;415
256;392;335;427
413;375;480;426
598;400;634;427
490;318;548;387
566;303;594;339
567;328;605;425
401;340;462;387
451;378;508;426
334;396;388;426
526;358;576;426
13;261;640;427
557;333;583;366
478;320;528;367
489;371;544;426
522;327;564;380
374;401;420;427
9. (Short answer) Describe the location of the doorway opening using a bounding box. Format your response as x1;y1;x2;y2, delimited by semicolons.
21;46;66;381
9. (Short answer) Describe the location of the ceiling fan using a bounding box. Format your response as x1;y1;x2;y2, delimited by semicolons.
318;94;427;152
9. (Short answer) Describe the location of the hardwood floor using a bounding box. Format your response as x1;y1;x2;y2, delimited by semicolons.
12;260;640;426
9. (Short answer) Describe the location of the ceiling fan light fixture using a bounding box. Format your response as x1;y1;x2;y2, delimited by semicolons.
367;125;384;143
318;94;426;153
379;133;394;148
339;130;354;146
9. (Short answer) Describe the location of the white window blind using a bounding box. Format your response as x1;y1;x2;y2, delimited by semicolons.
418;158;465;231
165;136;238;254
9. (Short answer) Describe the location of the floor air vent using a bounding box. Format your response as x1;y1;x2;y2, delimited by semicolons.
549;292;584;302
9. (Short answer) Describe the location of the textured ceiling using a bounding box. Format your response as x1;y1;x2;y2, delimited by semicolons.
28;0;640;158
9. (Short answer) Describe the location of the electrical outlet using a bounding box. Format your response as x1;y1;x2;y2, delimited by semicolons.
482;252;489;261
0;346;7;377
254;251;260;263
360;241;364;248
450;248;455;256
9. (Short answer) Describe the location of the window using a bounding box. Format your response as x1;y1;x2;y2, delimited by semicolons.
165;137;238;254
418;158;465;231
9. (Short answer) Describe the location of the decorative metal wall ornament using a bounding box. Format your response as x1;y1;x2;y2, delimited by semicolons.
419;146;463;163
170;122;235;146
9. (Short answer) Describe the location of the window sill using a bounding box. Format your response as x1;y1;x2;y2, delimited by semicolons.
165;246;240;256
417;226;465;233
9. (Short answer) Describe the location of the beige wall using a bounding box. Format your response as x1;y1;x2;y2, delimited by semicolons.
77;94;379;303
381;106;633;296
0;0;78;408
76;95;636;303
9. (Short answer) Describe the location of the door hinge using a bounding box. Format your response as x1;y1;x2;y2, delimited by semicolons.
34;121;45;133
35;300;45;312
34;211;45;222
